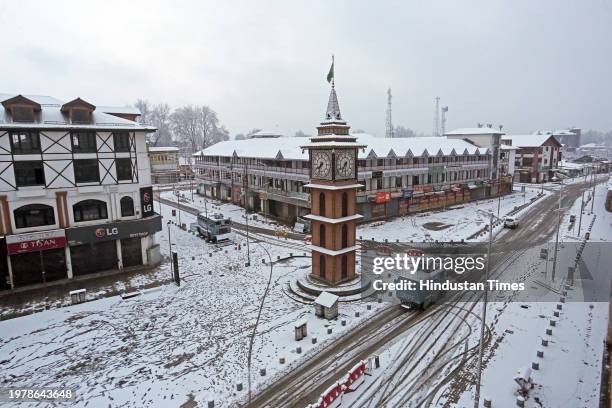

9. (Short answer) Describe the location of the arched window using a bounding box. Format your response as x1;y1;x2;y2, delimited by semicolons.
342;192;348;217
120;196;135;217
14;204;55;229
319;192;326;217
73;200;108;222
319;224;326;247
341;255;348;279
319;254;326;278
342;224;348;248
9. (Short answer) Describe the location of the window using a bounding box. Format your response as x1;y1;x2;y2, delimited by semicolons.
74;159;100;183
319;255;326;278
120;196;135;217
341;255;348;279
10;131;40;154
113;132;130;152
73;199;108;222
14;161;45;187
14;204;55;229
71;109;91;124
116;158;132;181
342;192;348;217
342;224;348;248
12;107;35;123
319;224;326;247
71;131;96;153
319;192;326;216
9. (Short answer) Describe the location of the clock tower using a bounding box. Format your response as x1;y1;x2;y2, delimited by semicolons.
302;83;366;285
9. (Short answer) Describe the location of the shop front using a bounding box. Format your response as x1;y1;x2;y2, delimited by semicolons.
66;215;162;276
6;229;68;287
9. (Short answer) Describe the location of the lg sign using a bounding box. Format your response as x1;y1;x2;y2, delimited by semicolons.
95;227;119;238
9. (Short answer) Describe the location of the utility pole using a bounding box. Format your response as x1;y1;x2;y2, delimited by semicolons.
577;191;585;237
551;184;562;281
474;212;493;408
590;171;596;213
385;88;394;138
167;222;173;276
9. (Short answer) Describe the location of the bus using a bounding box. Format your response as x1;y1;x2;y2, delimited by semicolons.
196;212;233;242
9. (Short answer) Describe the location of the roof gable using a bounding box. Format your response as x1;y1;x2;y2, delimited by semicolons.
1;94;41;111
61;97;96;113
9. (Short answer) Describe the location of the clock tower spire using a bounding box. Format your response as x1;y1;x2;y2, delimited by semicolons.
301;72;367;285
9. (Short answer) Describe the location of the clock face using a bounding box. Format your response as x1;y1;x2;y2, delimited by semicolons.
335;150;355;179
312;150;332;179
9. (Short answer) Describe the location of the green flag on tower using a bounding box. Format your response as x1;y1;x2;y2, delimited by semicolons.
327;55;334;84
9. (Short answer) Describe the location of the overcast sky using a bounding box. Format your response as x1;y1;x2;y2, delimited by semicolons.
1;0;611;137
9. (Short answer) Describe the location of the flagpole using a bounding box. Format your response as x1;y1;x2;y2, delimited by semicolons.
331;54;335;88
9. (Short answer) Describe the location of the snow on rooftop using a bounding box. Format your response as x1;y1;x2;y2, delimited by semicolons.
314;291;339;308
248;129;283;138
445;127;505;136
97;106;141;115
193;134;487;160
502;134;559;148
149;146;180;152
0;93;151;131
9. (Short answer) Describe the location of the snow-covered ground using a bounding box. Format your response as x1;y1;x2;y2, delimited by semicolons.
0;202;384;408
160;190;289;233
336;180;612;407
358;187;546;242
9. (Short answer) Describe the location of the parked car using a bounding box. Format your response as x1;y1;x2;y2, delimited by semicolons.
504;216;519;229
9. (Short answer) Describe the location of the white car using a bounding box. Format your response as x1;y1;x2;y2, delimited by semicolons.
504;216;519;229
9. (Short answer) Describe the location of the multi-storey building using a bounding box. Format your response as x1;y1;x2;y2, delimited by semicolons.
148;146;180;183
193;130;511;224
501;134;562;183
0;94;162;290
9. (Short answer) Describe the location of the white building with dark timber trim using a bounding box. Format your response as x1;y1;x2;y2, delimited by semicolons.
0;94;162;291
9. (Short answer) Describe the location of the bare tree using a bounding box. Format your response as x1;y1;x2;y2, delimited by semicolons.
134;99;152;125
149;103;172;146
246;128;262;138
170;105;227;154
294;130;310;137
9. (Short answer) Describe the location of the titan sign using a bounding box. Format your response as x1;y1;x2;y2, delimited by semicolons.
66;215;162;246
6;229;67;255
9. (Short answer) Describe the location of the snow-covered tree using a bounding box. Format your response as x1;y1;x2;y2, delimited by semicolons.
148;103;173;146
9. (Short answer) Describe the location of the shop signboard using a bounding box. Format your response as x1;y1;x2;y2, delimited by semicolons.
375;192;391;204
402;188;413;198
6;229;66;255
140;186;155;217
66;215;163;246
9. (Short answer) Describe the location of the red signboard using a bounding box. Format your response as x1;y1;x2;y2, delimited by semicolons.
375;192;391;204
6;229;67;255
413;185;433;193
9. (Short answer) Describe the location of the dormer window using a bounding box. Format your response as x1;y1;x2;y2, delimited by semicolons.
70;108;91;124
60;97;96;125
12;106;35;122
1;95;41;123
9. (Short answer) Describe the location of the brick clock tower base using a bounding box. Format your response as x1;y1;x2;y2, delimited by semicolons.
302;83;366;286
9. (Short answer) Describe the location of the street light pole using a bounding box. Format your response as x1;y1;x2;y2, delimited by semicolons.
167;222;173;276
551;184;562;281
577;191;585;237
474;212;493;408
590;171;596;213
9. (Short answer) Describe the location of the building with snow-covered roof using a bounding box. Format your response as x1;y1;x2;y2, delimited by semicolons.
0;93;161;291
501;133;562;183
193;127;513;224
147;146;180;183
